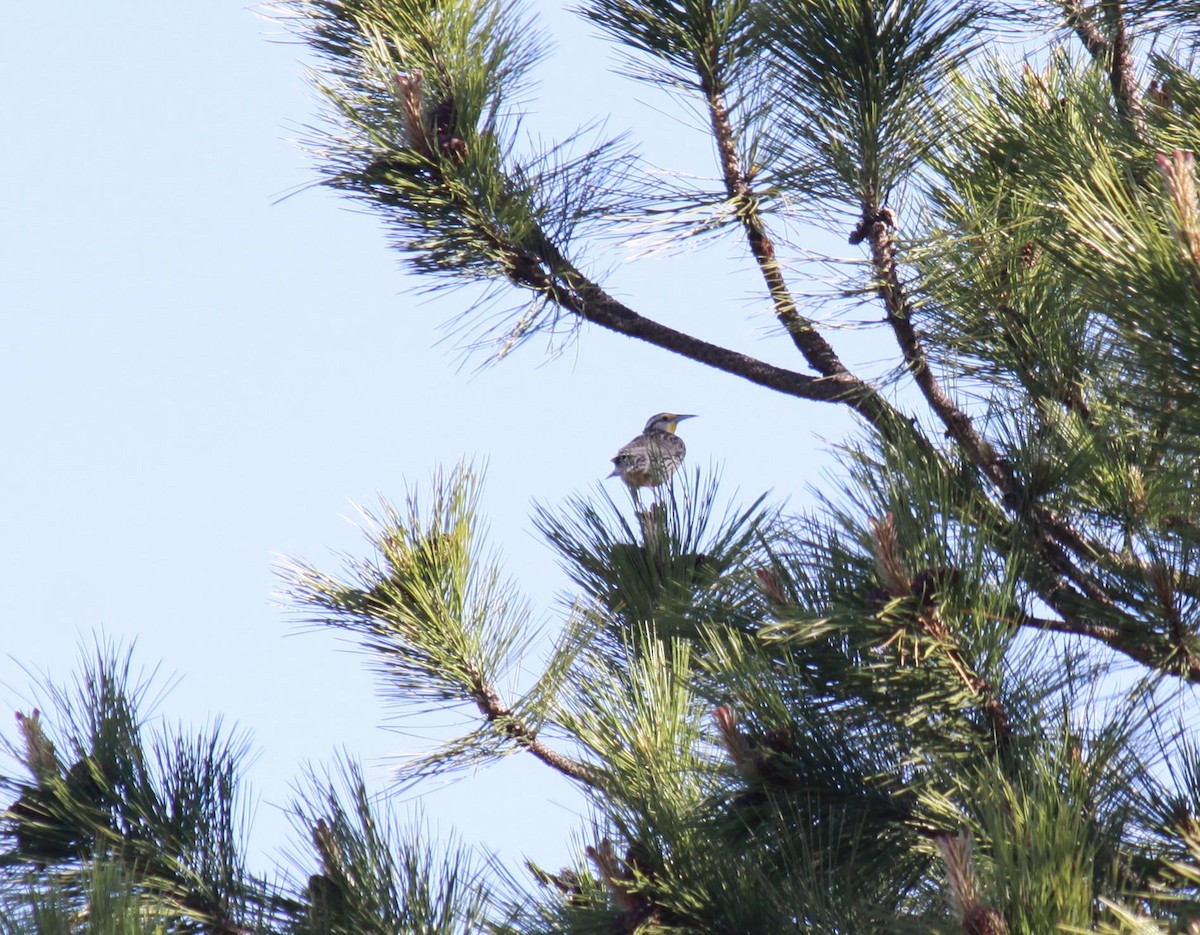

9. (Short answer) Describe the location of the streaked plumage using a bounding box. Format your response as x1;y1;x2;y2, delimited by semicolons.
608;412;696;490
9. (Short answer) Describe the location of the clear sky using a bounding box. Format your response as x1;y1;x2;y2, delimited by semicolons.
0;2;873;877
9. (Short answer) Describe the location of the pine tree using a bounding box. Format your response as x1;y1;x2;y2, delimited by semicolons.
6;0;1200;931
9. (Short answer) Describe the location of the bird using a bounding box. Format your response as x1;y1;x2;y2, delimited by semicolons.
608;412;696;492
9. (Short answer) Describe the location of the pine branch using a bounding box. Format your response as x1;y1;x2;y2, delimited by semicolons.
864;207;1003;479
1061;0;1147;139
0;647;269;932
496;241;836;399
701;61;850;378
469;682;598;786
533;247;912;426
1018;608;1200;680
281;467;601;789
1005;523;1200;678
287;762;499;933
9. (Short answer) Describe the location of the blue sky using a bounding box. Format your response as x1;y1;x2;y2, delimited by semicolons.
0;2;871;875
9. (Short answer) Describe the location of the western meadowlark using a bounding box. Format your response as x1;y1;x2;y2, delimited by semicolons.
608;412;696;492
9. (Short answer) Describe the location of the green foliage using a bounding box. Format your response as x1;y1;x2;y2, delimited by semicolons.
0;860;178;935
577;0;762;91
281;464;548;783
759;0;983;205
284;760;501;934
282;0;638;356
7;465;1200;930
0;644;270;932
532;471;773;646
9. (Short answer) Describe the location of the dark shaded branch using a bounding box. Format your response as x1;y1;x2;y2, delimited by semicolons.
1024;512;1124;608
863;211;1011;488
1165;514;1200;538
1018;595;1125;642
1151;563;1200;674
550;268;850;402
555;266;862;403
1062;0;1146;139
1107;0;1146;136
1063;0;1110;62
505;229;926;448
1019;610;1200;680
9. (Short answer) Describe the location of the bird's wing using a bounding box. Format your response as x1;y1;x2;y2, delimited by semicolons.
611;438;650;470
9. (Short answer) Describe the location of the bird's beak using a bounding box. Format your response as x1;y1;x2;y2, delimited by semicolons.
675;414;697;421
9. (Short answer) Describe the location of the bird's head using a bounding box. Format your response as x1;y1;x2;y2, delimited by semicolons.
644;412;697;434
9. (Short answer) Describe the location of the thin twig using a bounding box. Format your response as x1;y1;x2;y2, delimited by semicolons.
471;682;599;786
703;82;850;378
